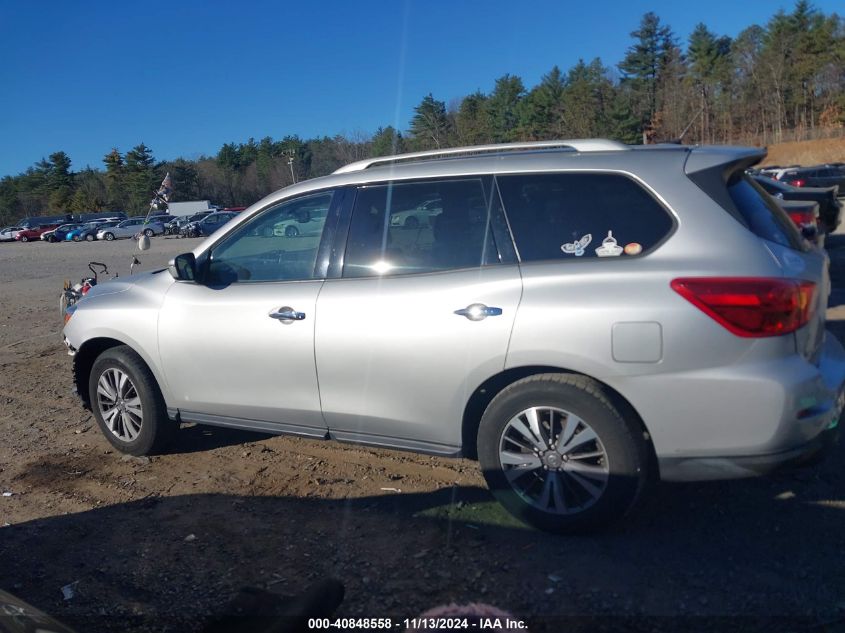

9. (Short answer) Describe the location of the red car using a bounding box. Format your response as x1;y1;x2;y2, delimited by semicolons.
15;224;59;242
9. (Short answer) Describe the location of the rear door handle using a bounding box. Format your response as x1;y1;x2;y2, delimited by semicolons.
269;306;306;321
454;303;503;321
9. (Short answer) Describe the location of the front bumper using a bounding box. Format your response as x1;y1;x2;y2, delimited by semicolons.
659;331;845;481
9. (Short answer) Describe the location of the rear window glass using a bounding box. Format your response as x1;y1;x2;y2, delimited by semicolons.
496;173;673;261
727;175;804;250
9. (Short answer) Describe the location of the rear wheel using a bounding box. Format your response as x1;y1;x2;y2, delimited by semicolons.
477;373;649;534
73;235;81;242
89;346;176;455
85;234;95;241
143;228;154;237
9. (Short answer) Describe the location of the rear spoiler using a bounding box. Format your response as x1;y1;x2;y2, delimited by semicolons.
684;146;768;221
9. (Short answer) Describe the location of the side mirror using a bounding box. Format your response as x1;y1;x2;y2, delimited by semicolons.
168;252;197;281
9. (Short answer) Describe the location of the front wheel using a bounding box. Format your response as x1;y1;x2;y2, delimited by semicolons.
89;345;176;455
73;235;81;242
477;374;649;534
143;228;154;237
104;232;114;241
20;235;29;242
285;225;299;238
86;234;95;241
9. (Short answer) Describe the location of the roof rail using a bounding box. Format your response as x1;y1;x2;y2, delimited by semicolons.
332;139;628;174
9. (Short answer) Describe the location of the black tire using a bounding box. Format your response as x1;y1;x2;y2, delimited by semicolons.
47;235;57;243
85;234;95;241
104;232;114;241
143;228;154;237
285;224;299;238
88;345;176;455
477;373;649;534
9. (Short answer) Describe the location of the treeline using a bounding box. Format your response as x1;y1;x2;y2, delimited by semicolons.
2;2;843;226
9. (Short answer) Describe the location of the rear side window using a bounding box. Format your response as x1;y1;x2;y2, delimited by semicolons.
727;175;804;250
342;178;498;277
497;173;673;261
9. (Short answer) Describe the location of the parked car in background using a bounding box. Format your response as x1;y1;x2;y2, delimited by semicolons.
66;222;103;242
0;226;24;241
43;223;84;242
777;165;845;192
138;217;170;237
183;211;238;237
64;140;845;534
778;199;821;245
752;174;841;234
389;198;443;229
96;217;146;241
273;205;327;237
15;224;59;242
73;221;119;242
167;211;214;234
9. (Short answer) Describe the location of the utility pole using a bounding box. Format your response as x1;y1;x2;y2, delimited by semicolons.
283;149;296;184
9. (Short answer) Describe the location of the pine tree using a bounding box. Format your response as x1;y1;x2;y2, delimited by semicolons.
618;12;675;142
486;75;525;142
518;67;566;139
409;94;450;150
124;143;157;214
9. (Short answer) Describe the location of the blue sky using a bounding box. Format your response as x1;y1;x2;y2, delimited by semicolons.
0;0;840;177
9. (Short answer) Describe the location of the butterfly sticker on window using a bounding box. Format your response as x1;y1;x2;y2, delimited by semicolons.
561;233;592;256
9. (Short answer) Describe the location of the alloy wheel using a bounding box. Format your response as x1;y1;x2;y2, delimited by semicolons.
96;368;143;442
499;406;609;515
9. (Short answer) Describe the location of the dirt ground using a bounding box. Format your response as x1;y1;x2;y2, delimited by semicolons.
2;234;845;632
761;136;845;167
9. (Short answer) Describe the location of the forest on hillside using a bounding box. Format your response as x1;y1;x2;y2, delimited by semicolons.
2;2;843;225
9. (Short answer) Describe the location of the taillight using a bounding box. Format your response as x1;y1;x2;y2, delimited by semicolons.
787;179;806;187
787;209;817;227
671;278;816;337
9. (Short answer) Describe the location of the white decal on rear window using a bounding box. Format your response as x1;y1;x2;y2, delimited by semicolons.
561;234;592;256
595;231;623;257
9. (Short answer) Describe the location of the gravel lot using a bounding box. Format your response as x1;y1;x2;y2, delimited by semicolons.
1;235;845;632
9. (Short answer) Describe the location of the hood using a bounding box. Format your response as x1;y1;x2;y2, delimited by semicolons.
83;269;164;299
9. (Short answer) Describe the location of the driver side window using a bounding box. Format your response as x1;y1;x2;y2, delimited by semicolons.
207;191;334;284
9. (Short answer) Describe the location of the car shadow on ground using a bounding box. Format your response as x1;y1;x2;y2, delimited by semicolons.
170;424;275;454
2;444;844;633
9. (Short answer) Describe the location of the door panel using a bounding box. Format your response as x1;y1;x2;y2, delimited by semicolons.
314;176;521;452
315;267;521;450
157;189;340;432
159;281;325;429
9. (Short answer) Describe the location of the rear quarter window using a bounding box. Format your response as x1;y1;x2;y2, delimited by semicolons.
727;175;805;250
496;173;673;261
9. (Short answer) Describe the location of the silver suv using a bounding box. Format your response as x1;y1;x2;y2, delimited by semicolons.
63;140;845;533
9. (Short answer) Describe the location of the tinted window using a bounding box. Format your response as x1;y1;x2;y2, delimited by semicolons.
207;191;333;284
342;178;498;277
727;175;804;250
497;173;673;261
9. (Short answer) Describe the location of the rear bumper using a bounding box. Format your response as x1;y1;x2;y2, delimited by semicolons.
657;331;845;481
659;421;839;481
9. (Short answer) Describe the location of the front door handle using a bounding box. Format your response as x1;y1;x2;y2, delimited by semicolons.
269;306;306;321
454;303;503;321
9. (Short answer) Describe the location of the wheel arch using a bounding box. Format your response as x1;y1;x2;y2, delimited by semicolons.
461;365;658;475
73;337;167;411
